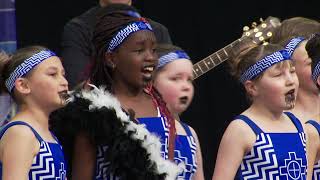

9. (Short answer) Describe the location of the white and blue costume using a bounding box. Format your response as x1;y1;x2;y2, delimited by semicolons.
95;112;197;180
235;112;307;180
0;121;67;180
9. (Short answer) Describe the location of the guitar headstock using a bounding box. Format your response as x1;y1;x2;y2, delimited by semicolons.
242;16;281;44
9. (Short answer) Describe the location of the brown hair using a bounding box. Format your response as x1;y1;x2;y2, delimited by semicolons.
270;17;320;44
0;46;48;95
0;51;11;93
229;43;285;81
90;8;141;90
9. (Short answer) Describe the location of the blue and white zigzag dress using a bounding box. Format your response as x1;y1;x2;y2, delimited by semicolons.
235;112;307;180
305;120;320;180
95;108;197;180
0;121;67;180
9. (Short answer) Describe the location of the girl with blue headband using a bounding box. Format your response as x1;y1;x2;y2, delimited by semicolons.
50;8;182;180
0;46;68;179
270;17;320;122
152;43;205;180
302;33;320;180
282;36;320;123
212;44;307;180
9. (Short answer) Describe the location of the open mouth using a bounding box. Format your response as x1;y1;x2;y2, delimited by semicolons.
141;65;155;80
58;90;71;103
179;96;189;104
285;89;296;109
285;89;295;101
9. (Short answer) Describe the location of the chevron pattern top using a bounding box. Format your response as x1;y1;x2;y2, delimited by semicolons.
5;50;56;92
107;21;153;52
312;61;320;83
285;37;305;57
138;116;198;180
239;50;291;83
306;120;320;180
157;50;191;69
94;115;197;180
235;112;307;180
0;121;67;180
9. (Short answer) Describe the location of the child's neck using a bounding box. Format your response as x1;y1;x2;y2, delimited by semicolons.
13;105;49;130
290;89;320;122
113;81;146;98
246;101;284;122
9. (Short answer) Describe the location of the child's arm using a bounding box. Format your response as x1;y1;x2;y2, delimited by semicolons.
305;123;320;180
71;133;96;180
0;125;39;180
212;120;256;180
189;127;205;180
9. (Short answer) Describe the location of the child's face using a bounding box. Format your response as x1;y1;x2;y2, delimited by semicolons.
292;41;318;93
253;60;299;110
27;56;68;111
112;30;158;89
154;59;194;114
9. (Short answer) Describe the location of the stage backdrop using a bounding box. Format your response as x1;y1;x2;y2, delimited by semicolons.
16;0;319;179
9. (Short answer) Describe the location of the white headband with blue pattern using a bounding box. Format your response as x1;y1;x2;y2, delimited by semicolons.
5;50;56;92
312;61;320;83
285;37;305;56
107;21;153;52
157;50;190;69
239;50;291;83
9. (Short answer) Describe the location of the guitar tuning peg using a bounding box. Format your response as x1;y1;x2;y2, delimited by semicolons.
251;22;257;28
262;41;269;45
243;26;250;32
260;18;264;22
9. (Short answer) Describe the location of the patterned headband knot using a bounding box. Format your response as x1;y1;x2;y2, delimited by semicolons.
239;50;291;83
157;50;190;69
285;37;305;57
312;61;320;84
107;21;153;52
5;50;56;92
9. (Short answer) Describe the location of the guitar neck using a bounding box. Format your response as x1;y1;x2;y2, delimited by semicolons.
193;38;243;79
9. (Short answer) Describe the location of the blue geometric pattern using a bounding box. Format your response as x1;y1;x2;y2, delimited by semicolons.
236;114;307;180
279;152;306;179
138;116;197;180
107;21;153;52
94;115;197;179
285;37;305;57
5;50;56;92
240;133;279;179
0;121;67;180
240;50;291;83
157;50;191;69
312;61;320;83
95;145;119;180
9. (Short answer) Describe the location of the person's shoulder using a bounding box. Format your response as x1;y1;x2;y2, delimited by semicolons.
65;6;100;28
1;122;39;146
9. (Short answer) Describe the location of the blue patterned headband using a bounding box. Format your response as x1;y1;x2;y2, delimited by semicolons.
240;50;291;83
107;21;153;52
5;50;56;92
312;61;320;84
157;50;190;69
285;37;305;57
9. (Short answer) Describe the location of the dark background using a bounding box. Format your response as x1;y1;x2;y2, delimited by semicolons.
15;0;319;179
